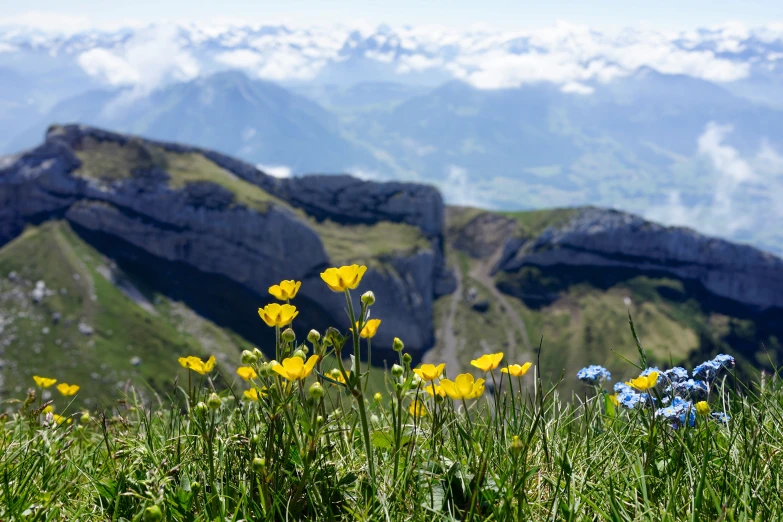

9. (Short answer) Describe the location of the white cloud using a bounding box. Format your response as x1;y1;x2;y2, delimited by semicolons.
439;165;488;208
646;122;783;239
560;81;594;95
77;25;199;94
257;164;291;178
396;54;442;74
0;42;18;53
216;49;263;68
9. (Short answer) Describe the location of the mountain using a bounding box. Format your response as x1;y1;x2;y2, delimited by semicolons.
1;125;781;402
0;124;454;403
429;206;783;385
10;71;389;176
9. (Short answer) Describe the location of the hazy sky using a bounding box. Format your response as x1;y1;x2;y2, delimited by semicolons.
1;0;782;31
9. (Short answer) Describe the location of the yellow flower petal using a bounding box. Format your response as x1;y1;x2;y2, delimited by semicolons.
269;280;301;301
258;303;299;327
358;319;382;339
412;363;445;382
236;366;257;381
695;401;711;415
320;265;368;292
501;362;532;377
33;376;57;388
56;383;80;396
470;352;504;372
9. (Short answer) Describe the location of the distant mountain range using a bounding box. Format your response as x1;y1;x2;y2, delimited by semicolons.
2;23;783;255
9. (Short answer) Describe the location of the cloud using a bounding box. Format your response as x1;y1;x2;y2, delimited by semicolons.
216;49;263;68
439;165;489;208
257;164;291;178
77;25;199;94
0;11;93;34
645;122;783;241
560;81;594;95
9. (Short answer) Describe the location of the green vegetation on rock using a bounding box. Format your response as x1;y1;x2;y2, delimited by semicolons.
0;221;248;406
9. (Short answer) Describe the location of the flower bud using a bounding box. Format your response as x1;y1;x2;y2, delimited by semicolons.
252;457;266;473
282;328;296;343
309;382;324;399
300;344;309;355
143;505;163;522
307;329;321;343
370;414;379;424
193;402;208;418
80;412;91;424
395;383;403;393
241;350;257;365
391;364;404;378
374;392;382;403
316;415;324;425
402;353;412;365
393;337;404;352
252;347;264;360
361;291;376;306
191;481;201;494
207;393;222;410
509;435;523;457
251;434;260;446
292;349;306;360
330;368;342;381
410;374;422;389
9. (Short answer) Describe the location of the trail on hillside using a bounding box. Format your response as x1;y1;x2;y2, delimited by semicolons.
435;260;464;372
469;245;533;358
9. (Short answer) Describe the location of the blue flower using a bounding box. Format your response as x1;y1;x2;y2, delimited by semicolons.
641;366;660;377
693;361;718;382
671;379;709;399
693;354;735;382
655;397;696;429
713;354;735;370
614;382;634;394
663;367;688;383
577;365;611;385
711;412;730;424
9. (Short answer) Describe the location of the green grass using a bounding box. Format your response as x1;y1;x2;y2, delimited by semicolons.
0;221;248;407
73;137;285;213
310;218;430;264
1;309;781;520
498;207;581;238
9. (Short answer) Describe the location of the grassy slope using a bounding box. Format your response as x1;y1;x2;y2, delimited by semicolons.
434;207;774;390
0;221;251;408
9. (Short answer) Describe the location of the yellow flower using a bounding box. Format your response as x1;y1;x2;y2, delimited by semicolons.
56;383;80;396
320;265;368;292
331;370;350;384
609;393;619;407
471;352;504;372
268;280;301;301
178;355;216;375
628;371;659;391
409;400;427;417
357;319;381;339
42;405;54;414
270;355;319;381
33;376;57;388
244;387;267;401
424;383;446;397
695;401;711;415
52;414;71;425
258;303;299;327
501;362;532;377
440;373;486;400
413;363;445;382
236;366;258;381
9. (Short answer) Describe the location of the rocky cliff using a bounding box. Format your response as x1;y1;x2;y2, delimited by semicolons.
491;207;783;312
0;124;455;358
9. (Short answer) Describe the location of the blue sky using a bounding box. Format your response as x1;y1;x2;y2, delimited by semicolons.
1;0;781;30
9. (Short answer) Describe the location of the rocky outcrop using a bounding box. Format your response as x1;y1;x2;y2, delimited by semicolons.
494;207;783;311
0;124;456;356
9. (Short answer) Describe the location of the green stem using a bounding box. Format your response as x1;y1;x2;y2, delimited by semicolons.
343;289;376;486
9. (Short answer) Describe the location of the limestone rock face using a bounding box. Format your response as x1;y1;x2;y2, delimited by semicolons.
495;207;783;311
0;124;456;356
